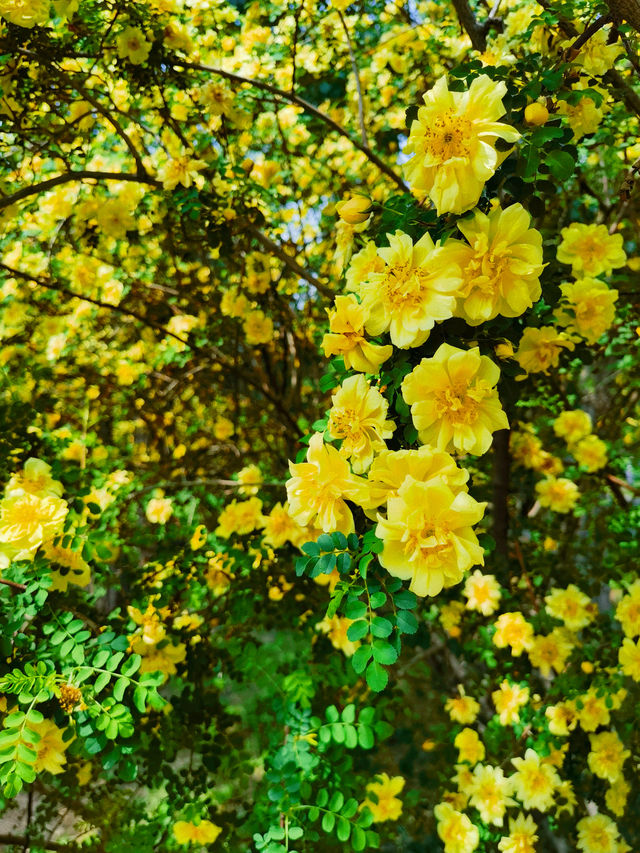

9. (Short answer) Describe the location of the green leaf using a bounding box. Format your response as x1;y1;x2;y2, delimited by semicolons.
133;686;148;712
317;533;335;552
345;600;366;620
336;817;351;842
545;149;575;181
351;645;372;674
370;617;393;638
112;676;128;702
329;791;344;811
372;641;398;665
358;726;374;749
366;661;388;692
94;671;112;693
321;812;335;833
341;704;355;724
369;592;386;609
351;825;366;851
397;610;418;634
394;590;417;609
346;620;369;642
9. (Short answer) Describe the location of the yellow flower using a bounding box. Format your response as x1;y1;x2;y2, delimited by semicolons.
544;584;593;631
322;294;393;375
363;773;404;822
588;731;629;782
545;701;578;736
236;464;262;496
509;748;560;812
173;819;222;845
29;719;70;775
577;689;611;732
557;223;626;277
493;612;534;656
215;497;264;538
556;278;618;344
0;0;49;27
243;310;274;345
615;580;640;637
573;435;608;472
375;478;485;597
440;600;465;635
448;202;543;325
42;540;91;591
205;553;234;596
116;26;152;64
445;688;480;724
463;570;501;615
366;446;468;510
6;458;63;499
145;495;173;524
557;91;605;140
261;502;305;549
158;150;207;191
466;763;514;826
528;628;574;677
316;614;360;656
190;525;207;550
402;344;508;456
515;326;575;374
491;680;529;725
358;231;462;348
569;28;621;76
535;477;580;513
454;728;485;765
327;375;395;473
498;813;538;853
434;802;479;853
403;74;519;215
606;777;630;817
0;491;68;565
553;410;592;444
213;416;234;441
286;433;370;535
137;640;186;679
576;813;620;853
335;195;372;225
619;637;640;680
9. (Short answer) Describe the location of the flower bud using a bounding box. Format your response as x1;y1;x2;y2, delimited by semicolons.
335;196;372;225
525;103;549;126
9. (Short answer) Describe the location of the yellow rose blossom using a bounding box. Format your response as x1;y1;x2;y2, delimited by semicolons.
205;553;234;596
190;525;207;550
553;410;592;444
321;294;393;375
447;202;543;325
557;223;626;277
556;278;618;344
402;343;508;456
286;433;371;535
375;477;485;597
491;680;529;725
345;241;385;294
569;28;621;75
606;777;630;817
544;584;593;631
335;195;372;225
366;446;468;510
158;150;207;191
587;731;629;782
316;614;360;657
362;772;404;822
29;719;70;775
618;637;640;680
42;540;91;591
434;801;479;853
327;374;395;473
509;748;560;812
0;490;68;565
358;230;462;348
576;813;620;853
261;502;306;549
615;580;640;637
515;326;575;374
439;600;465;636
403;74;519;215
498;813;538;853
6;457;63;498
213;416;234;441
215;497;264;538
454;728;485;765
0;0;49;27
557;91;605;140
116;26;152;64
145;495;173;524
236;464;262;496
493;612;534;656
577;689;611;732
463;570;501;615
136;640;186;678
573;435;608;472
445;688;480;724
243;310;274;345
173;819;222;845
528;628;574;677
535;477;580;513
466;763;514;826
545;701;578;736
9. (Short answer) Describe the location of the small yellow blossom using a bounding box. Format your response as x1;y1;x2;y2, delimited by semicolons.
362;773;404;822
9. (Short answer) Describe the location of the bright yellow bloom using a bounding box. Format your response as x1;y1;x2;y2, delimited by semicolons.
576;813;620;853
402;344;508;456
498;813;538;853
286;433;370;535
236;464;262;496
510;748;560;812
569;28;621;75
573;435;608;472
42;540;91;591
577;689;611;732
493;612;534;656
553;409;592;444
440;600;465;636
463;570;501;615
375;478;485;597
363;773;404;822
336;196;372;225
327;375;395;473
322;294;393;374
205;553;234;596
29;719;70;775
535;477;580;513
619;637;640;680
215;497;264;538
557;223;626;277
213;416;234;441
434;802;479;853
606;777;630;817
588;731;629;782
448;203;543;325
557;91;605;140
545;701;578;736
404;75;519;215
615;581;640;637
316;615;360;657
261;502;306;549
445;688;480;724
544;584;593;631
466;764;513;826
0;491;68;565
136;640;186;678
358;231;462;348
515;326;575;374
366;446;468;510
173;819;222;845
116;26;152;64
0;0;49;27
190;525;207;550
6;458;63;499
243;310;274;345
145;495;173;524
158;151;207;191
528;628;574;677
492;680;529;725
454;728;485;765
556;278;618;344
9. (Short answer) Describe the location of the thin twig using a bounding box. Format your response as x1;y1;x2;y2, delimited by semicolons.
337;10;368;146
0;578;27;592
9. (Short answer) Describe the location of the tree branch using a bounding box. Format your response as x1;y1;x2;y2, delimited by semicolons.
246;227;333;297
0;578;27;592
337;10;368;146
450;0;489;51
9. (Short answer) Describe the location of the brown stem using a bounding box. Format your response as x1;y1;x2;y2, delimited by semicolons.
0;578;27;591
566;14;612;56
450;0;488;51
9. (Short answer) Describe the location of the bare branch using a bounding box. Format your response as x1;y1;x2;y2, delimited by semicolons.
337;10;369;146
